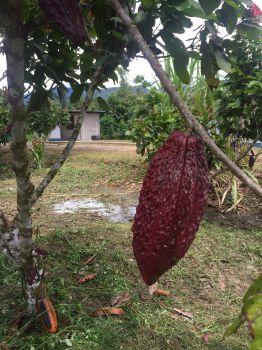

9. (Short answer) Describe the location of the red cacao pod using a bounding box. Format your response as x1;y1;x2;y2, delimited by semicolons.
38;0;88;44
132;131;209;285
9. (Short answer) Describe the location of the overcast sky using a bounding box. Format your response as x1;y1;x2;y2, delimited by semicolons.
0;0;261;87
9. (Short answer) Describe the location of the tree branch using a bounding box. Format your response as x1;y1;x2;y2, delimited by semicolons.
108;0;262;199
30;66;105;206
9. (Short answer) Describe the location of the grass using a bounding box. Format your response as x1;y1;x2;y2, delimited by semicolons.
0;144;261;350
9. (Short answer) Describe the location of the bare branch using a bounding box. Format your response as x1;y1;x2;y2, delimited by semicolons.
108;0;262;199
0;71;7;82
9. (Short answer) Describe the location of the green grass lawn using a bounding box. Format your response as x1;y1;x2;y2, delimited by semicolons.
0;145;261;350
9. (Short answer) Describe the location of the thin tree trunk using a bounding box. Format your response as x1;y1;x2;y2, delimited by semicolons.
5;1;40;313
108;0;262;199
31;67;105;205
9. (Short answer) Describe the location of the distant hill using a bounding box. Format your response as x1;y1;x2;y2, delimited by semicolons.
24;86;148;103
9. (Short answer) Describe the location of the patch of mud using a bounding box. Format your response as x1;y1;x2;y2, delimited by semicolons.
53;198;136;223
204;206;262;229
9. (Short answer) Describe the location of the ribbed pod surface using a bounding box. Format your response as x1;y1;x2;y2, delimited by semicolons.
132;131;209;285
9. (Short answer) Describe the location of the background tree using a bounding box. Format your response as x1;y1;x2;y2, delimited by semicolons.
215;35;262;140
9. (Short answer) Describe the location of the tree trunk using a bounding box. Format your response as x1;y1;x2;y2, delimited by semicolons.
109;0;262;199
5;0;41;313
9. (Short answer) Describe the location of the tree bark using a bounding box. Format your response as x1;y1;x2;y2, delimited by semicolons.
4;0;39;313
108;0;262;199
0;210;20;262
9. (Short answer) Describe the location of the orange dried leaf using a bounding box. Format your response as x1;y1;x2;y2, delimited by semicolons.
78;272;97;284
153;288;171;297
90;307;124;317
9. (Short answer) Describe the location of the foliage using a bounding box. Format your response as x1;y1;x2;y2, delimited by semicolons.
100;69;146;140
100;88;140;140
127;58;216;160
27;99;70;137
225;273;262;350
215;35;262;140
126;89;183;159
31;135;45;169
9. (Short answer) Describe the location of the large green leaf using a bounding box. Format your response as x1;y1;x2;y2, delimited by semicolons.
216;2;238;33
70;84;84;104
215;50;232;73
161;30;190;84
225;273;262;350
199;0;221;14
200;42;220;87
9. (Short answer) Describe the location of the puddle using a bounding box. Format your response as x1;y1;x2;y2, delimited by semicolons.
53;198;137;223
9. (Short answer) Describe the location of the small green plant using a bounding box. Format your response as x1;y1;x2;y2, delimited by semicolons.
31;136;45;169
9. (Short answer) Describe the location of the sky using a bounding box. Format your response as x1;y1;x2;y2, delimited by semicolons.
0;0;261;87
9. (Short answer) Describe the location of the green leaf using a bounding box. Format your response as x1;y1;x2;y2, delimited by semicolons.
249;337;262;350
237;22;262;40
215;51;232;73
141;0;155;8
97;97;110;111
201;42;220;87
161;31;190;84
243;169;259;185
224;0;239;8
224;315;244;337
199;0;221;14
70;84;84;104
216;2;238;34
112;30;126;41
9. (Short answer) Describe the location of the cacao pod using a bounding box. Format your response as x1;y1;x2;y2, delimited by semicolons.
37;297;58;333
38;0;88;44
132;131;209;285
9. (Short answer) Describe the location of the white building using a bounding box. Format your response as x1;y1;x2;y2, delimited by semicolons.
49;110;103;141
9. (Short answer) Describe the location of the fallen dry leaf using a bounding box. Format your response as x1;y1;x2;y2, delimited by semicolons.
78;272;97;284
83;255;95;265
201;332;209;345
111;292;131;307
0;343;12;350
153;288;171;297
90;307;124;317
219;273;226;291
172;308;193;319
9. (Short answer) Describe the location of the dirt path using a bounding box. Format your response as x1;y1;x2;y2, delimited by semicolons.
46;141;137;153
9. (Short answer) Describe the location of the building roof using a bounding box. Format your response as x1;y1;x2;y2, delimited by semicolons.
70;110;106;114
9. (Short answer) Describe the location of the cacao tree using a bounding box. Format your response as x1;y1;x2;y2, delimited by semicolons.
0;0;262;339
